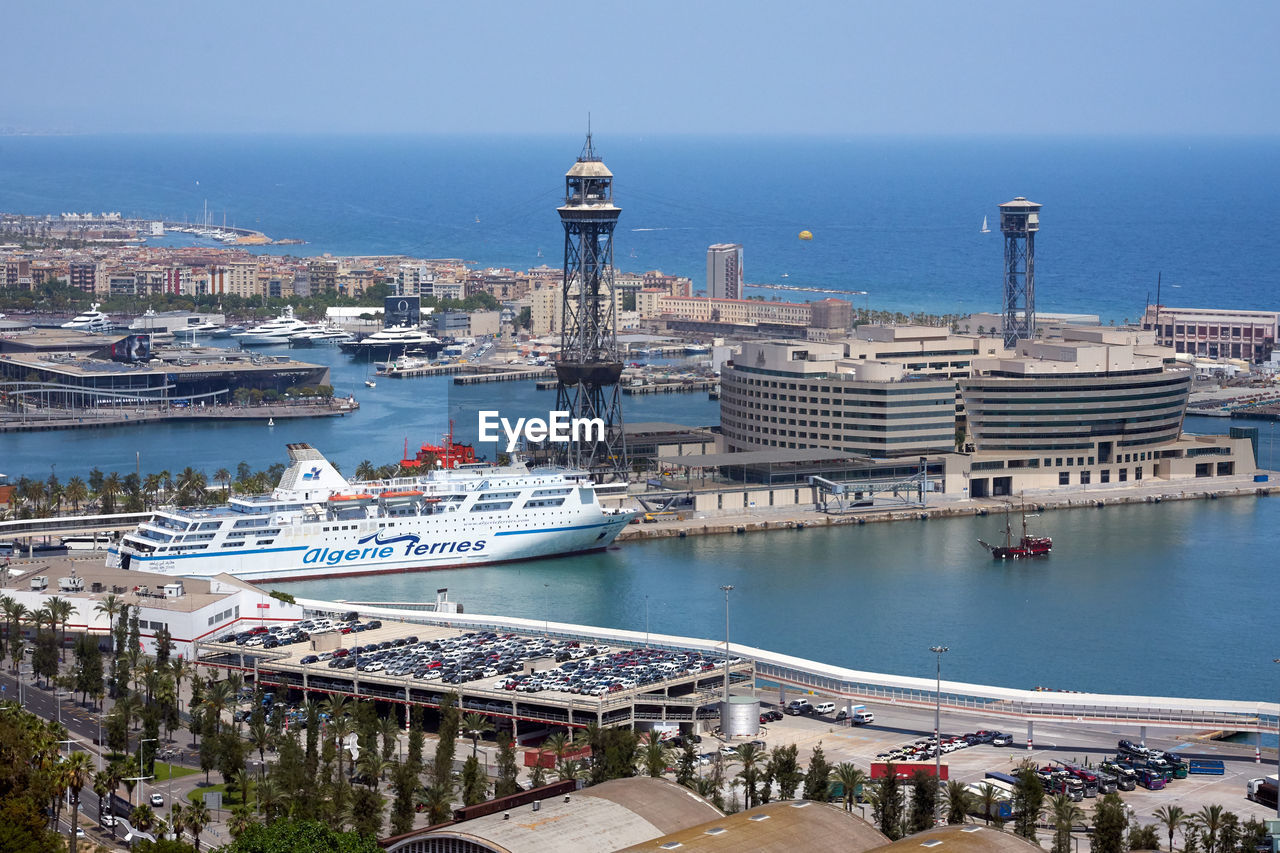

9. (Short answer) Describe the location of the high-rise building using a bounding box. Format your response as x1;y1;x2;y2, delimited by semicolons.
706;243;743;299
69;261;97;293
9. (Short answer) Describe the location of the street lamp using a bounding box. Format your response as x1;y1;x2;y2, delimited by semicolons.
720;586;734;708
138;738;156;806
930;645;949;818
1273;658;1280;818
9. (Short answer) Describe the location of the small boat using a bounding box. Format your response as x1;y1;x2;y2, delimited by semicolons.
364;379;376;388
978;504;1051;560
267;418;275;427
981;216;991;234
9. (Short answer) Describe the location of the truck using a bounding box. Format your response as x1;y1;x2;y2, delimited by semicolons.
1247;775;1278;810
872;762;948;781
1137;768;1167;790
835;704;875;725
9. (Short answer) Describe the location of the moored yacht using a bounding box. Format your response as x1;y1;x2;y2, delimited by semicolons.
62;303;114;333
339;325;445;359
232;306;315;345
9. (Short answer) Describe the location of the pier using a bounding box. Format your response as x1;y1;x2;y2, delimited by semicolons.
623;379;719;395
0;398;358;432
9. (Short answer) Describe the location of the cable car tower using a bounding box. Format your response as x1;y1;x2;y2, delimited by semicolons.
999;197;1041;348
553;131;628;480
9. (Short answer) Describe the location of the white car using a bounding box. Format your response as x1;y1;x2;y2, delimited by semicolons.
150;793;164;807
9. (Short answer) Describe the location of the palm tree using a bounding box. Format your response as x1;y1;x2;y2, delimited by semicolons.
176;467;207;505
1155;804;1187;852
1;596;28;662
46;596;76;663
354;460;377;481
1194;804;1225;853
203;679;233;736
65;476;89;512
944;779;972;824
186;799;211;851
975;783;999;826
832;763;867;813
214;468;232;496
378;714;401;761
143;473;163;509
461;713;491;759
93;770;115;838
639;733;672;779
130;804;157;834
228;804;256;838
329;714;355;781
732;742;765;806
94;594;125;652
1052;793;1086;853
249;717;273;768
169;802;187;845
543;731;570;762
254;775;282;819
64;751;95;853
100;472;123;514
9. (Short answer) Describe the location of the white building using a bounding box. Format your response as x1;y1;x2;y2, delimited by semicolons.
706;243;743;300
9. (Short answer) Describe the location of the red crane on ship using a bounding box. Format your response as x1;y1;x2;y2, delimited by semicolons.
400;421;477;470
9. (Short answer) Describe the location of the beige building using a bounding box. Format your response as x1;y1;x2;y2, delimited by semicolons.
1140;304;1278;362
226;259;260;298
720;339;959;457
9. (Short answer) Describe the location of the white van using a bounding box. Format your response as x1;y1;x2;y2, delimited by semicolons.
812;702;836;715
852;710;875;725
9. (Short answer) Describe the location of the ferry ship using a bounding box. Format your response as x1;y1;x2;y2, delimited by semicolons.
106;443;636;582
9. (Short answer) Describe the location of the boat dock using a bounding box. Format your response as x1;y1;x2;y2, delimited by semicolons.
453;368;555;385
380;363;554;384
623;379;719;395
0;399;358;432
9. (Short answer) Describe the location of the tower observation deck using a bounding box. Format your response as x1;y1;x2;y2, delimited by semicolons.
1000;197;1041;348
553;133;628;480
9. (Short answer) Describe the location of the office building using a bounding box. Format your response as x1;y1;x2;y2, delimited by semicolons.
706;243;743;299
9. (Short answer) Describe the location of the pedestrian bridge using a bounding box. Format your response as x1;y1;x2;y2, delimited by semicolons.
292;596;1279;742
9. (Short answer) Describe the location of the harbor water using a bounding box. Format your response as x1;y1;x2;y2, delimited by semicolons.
2;342;1276;701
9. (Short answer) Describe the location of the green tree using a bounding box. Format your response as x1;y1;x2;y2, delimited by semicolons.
1013;764;1046;842
943;778;971;825
1094;793;1131;853
908;769;938;833
832;763;867;813
772;744;802;799
640;733;672;779
676;737;698;788
494;734;521;798
219;818;383;853
461;712;491;759
461;754;488;805
1132;823;1163;850
388;760;417;836
1051;793;1086;853
1194;805;1225;853
1154;805;1186;852
873;762;905;840
802;742;832;803
975;782;1002;827
349;785;384;839
64;750;95;853
185;799;211;851
431;693;459;803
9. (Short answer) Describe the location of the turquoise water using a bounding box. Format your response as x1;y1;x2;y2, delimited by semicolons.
1;134;1278;320
269;491;1280;702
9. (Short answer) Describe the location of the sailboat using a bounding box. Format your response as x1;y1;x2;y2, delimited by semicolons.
363;350;377;388
267;418;275;428
977;503;1052;559
980;216;991;234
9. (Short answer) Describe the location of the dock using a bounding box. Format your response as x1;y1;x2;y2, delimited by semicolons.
380;363;554;383
623;379;719;395
0;399;358;432
453;368;555;385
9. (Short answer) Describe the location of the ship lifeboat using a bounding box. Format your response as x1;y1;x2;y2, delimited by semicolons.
379;490;424;501
328;493;375;502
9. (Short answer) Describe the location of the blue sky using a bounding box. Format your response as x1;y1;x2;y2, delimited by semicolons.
5;1;1277;135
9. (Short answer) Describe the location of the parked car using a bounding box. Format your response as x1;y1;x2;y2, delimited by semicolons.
150;793;164;807
991;732;1014;746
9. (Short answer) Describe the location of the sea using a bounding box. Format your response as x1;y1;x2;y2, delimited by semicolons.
2;134;1279;702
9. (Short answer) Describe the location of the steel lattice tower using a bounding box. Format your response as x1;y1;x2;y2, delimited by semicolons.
999;196;1041;348
552;132;628;480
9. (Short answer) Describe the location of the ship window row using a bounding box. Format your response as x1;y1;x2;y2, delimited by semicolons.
531;488;574;497
523;498;567;508
471;501;513;512
198;521;223;531
479;491;521;501
233;518;272;529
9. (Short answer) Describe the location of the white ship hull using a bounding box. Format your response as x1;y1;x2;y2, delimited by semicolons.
106;443;636;583
109;513;631;582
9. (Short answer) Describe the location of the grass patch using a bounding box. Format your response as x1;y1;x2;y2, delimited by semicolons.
152;761;199;782
185;779;255;808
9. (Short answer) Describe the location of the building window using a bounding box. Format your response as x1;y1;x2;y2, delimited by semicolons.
1080;470;1091;485
1059;472;1069;485
1119;468;1128;482
1100;469;1110;483
1136;466;1143;480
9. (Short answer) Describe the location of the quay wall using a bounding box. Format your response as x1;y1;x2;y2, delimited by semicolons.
616;476;1275;542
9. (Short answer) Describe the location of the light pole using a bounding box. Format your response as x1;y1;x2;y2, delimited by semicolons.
930;645;949;817
720;586;734;708
138;738;156;806
644;595;650;648
1274;658;1280;818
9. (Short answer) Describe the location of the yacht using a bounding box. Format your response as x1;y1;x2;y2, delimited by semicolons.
62;303;114;333
231;306;315;346
339;326;445;359
174;320;224;340
288;324;354;347
212;325;246;338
